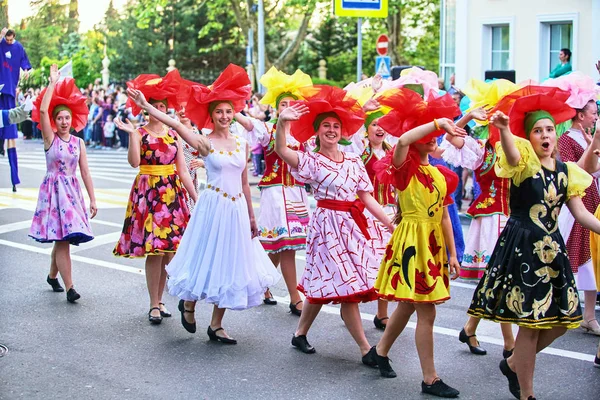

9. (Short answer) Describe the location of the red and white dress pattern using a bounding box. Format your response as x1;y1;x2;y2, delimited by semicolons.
290;151;387;304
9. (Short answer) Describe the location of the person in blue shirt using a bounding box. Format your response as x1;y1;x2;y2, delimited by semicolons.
549;48;572;78
0;27;32;191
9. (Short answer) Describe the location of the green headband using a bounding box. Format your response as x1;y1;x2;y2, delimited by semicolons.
403;84;425;99
149;98;168;108
275;92;298;109
364;111;384;130
524;110;555;138
52;105;72;119
313;111;341;132
209;100;234;115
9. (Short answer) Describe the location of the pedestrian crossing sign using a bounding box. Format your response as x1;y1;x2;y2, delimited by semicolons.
375;56;391;79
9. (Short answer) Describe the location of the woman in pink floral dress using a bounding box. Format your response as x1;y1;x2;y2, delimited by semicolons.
30;64;97;303
113;70;197;324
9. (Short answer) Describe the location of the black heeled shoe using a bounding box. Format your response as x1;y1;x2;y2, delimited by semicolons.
12;185;16;192
459;328;487;355
503;348;514;359
178;300;196;333
148;307;162;324
159;302;172;317
499;358;520;399
373;315;389;330
362;346;378;368
289;300;303;316
66;287;80;303
291;334;315;354
207;326;237;344
421;379;460;398
46;275;64;292
263;289;277;305
371;346;396;378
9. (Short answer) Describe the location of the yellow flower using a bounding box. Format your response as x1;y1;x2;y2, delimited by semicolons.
125;202;133;218
533;236;561;264
148;175;160;188
543;182;562;208
161;187;176;204
532;287;553;320
144;213;154;232
153;225;172;239
534;266;560;283
162;134;175;144
559;287;579;316
506;286;533;318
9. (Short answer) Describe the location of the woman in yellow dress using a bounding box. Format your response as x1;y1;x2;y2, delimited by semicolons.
367;88;464;398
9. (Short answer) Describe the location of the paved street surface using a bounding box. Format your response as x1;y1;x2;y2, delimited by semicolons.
1;139;599;400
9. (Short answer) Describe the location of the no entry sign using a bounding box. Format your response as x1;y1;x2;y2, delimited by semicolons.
376;34;389;56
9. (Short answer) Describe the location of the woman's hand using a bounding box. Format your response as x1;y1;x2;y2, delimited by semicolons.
189;159;204;170
384;221;395;233
438;118;467;137
490;111;509;130
371;74;383;92
447;257;460;280
468;107;488;122
126;88;149;109
49;64;60;84
278;103;309;122
89;201;98;219
362;98;381;113
114;117;137;135
250;217;259;238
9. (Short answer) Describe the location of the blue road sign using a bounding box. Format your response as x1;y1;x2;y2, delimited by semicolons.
375;56;391;79
342;0;381;10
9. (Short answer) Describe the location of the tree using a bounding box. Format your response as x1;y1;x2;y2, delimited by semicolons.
0;1;8;28
67;0;80;34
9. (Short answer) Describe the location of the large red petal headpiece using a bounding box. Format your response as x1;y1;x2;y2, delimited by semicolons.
378;89;460;144
489;85;571;142
508;91;575;139
32;78;88;133
126;69;184;116
184;64;252;129
289;85;366;143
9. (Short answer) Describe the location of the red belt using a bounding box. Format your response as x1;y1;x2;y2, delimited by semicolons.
316;199;371;240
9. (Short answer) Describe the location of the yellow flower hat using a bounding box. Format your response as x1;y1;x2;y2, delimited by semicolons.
462;78;518;125
259;66;313;108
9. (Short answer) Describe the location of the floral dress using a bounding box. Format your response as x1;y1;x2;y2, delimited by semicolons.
374;152;458;303
467;138;590;329
113;127;190;258
29;135;93;244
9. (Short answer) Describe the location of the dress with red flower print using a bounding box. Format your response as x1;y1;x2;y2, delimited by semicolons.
113;127;190;258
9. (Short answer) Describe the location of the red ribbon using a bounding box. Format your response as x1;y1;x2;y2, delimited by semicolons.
316;199;371;240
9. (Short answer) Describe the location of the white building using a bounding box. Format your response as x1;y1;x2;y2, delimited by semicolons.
440;0;600;88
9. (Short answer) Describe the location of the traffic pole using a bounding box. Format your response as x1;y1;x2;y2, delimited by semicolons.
258;0;265;93
356;17;363;83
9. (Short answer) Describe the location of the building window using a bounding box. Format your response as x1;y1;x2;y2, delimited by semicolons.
491;25;510;70
549;23;572;70
439;0;456;89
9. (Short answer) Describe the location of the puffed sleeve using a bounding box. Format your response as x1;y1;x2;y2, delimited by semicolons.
494;137;541;186
244;119;272;148
374;149;420;191
440;136;486;170
565;162;593;201
355;155;374;192
435;165;459;206
290;151;318;184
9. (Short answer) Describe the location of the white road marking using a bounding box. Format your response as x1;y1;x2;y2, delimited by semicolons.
71;232;121;253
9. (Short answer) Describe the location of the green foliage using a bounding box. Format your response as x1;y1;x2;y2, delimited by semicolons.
311;77;344;88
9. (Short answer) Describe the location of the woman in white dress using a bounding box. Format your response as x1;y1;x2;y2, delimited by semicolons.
127;64;280;344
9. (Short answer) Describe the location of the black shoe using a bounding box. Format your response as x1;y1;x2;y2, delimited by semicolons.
159;302;172;317
207;326;237;344
594;354;600;368
459;328;487;355
374;315;389;330
421;379;460;398
263;289;277;305
46;275;64;292
148;307;162;324
12;185;16;192
291;334;315;354
499;358;520;399
503;348;514;359
178;299;196;333
362;346;378;368
289;300;303;316
371;346;396;378
66;288;80;303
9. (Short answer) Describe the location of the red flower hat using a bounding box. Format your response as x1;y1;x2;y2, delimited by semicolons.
126;69;184;116
487;85;569;144
377;89;460;144
289;85;366;143
32;78;88;133
508;91;575;139
184;64;251;129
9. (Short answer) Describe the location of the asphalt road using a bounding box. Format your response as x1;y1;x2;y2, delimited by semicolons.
0;139;599;400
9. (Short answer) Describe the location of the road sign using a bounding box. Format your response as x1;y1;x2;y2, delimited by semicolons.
376;56;391;79
376;34;389;56
334;0;389;18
